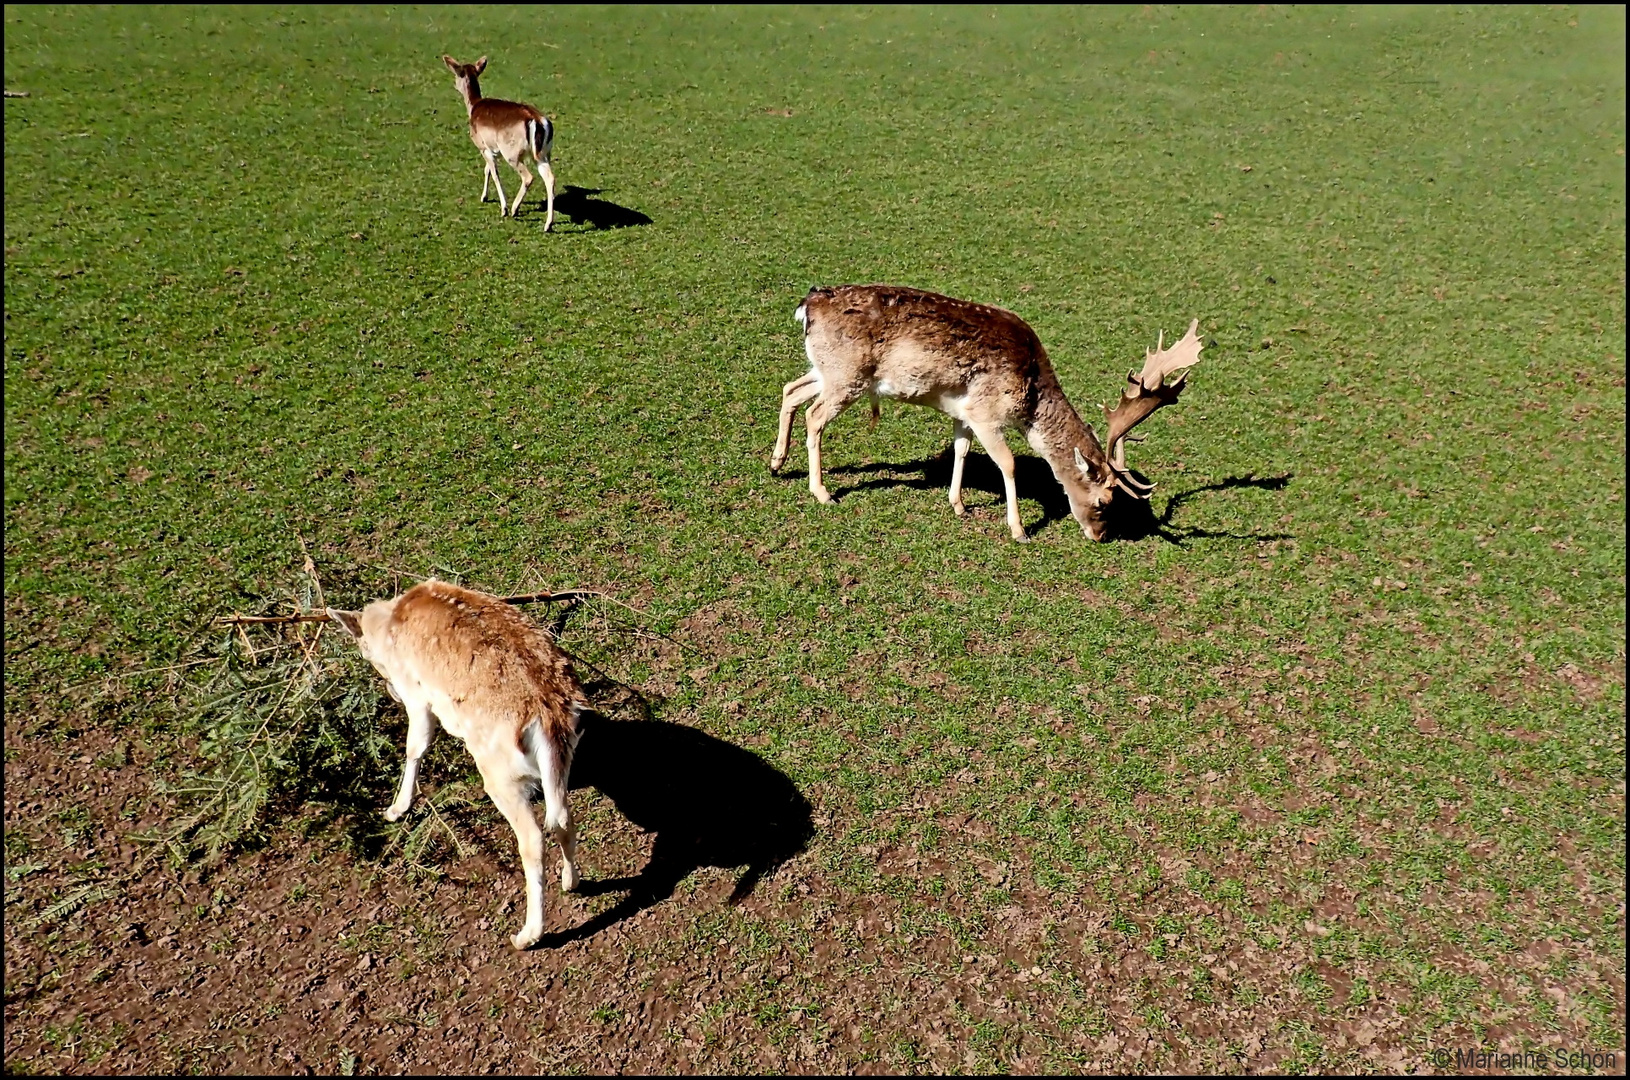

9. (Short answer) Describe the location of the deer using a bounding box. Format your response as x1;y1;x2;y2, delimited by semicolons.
442;54;556;229
769;285;1203;542
327;579;586;950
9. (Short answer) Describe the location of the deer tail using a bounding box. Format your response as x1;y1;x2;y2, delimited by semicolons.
524;706;580;834
527;116;554;161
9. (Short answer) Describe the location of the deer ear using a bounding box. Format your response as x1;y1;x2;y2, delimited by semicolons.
1074;444;1117;485
442;54;459;72
327;608;364;640
474;55;488;74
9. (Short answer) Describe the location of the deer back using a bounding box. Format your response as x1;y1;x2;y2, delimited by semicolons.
360;581;582;753
469;98;544;142
799;285;1051;427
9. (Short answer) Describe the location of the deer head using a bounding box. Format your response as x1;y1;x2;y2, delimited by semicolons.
441;54;488;105
1067;320;1204;539
327;604;399;691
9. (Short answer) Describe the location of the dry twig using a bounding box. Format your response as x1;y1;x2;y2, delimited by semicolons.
213;587;607;626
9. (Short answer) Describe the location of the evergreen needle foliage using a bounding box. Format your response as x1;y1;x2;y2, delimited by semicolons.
140;583;396;865
144;570;654;868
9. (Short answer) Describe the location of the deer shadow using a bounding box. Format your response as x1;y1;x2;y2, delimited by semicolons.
810;451;1293;545
1116;472;1296;544
298;600;811;944
823;446;1077;532
532;673;814;948
548;185;653;231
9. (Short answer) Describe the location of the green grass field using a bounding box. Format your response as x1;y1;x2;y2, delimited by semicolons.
4;4;1624;1074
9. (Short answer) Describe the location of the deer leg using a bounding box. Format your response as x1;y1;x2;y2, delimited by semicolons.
804;394;855;505
538;159;556;233
948;419;973;517
479;161;492;202
771;372;821;472
970;422;1027;541
533;729;579;893
384;695;438;822
484;150;508;216
509;154;533;218
478;765;549;950
551;804;578;893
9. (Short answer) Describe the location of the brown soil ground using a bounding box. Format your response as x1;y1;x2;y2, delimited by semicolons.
4;711;1624;1075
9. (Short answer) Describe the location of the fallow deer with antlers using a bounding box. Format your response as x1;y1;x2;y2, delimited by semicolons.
442;55;556;228
328;580;585;949
770;285;1203;541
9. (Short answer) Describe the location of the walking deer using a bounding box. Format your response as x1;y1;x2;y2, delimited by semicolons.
770;285;1203;542
442;55;556;228
328;580;585;950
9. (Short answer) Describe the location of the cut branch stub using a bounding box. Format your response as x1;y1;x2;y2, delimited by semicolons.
1101;319;1203;498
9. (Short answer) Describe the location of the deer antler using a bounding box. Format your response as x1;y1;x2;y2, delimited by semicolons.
1101;319;1203;498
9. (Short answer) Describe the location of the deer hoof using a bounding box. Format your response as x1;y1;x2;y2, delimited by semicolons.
510;927;542;951
560;863;579;892
383;805;406;822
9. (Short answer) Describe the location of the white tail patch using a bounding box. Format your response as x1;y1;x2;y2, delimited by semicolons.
530;717;572;834
527;116;553;158
794;302;808;333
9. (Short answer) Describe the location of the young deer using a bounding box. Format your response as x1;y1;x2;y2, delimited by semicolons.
328;580;585;950
442;54;556;229
770;285;1203;542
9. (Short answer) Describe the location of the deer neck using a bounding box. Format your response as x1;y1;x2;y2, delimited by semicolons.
1023;372;1107;476
460;80;482;114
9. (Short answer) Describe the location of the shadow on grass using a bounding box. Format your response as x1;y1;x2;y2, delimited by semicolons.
817;448;1294;543
546;184;654;230
821;447;1077;532
538;699;814;947
512;629;813;944
1122;472;1296;544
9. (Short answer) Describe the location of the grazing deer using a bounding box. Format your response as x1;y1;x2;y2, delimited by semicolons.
442;54;556;229
770;285;1203;541
328;580;585;950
